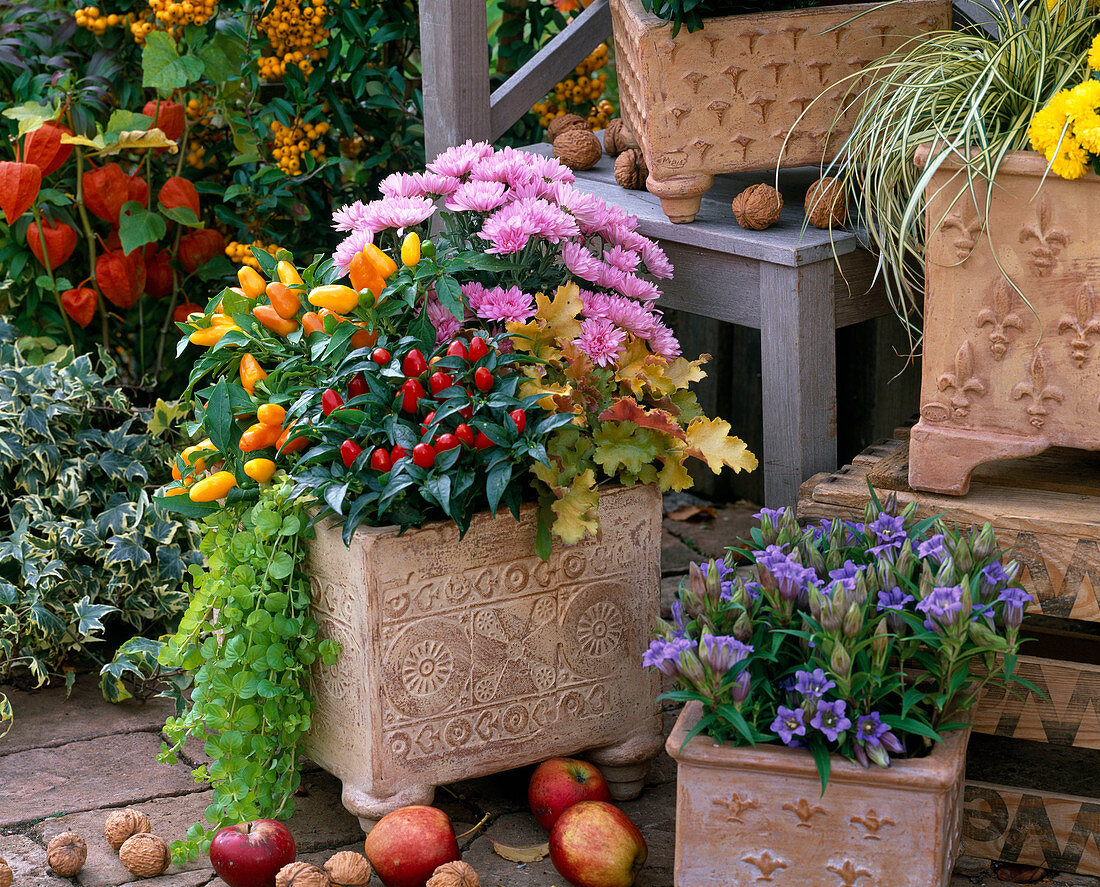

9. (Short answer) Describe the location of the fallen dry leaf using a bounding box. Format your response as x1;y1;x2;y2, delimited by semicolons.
490;841;550;863
666;504;717;522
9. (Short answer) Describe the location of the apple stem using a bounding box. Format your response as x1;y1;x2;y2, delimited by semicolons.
454;812;491;841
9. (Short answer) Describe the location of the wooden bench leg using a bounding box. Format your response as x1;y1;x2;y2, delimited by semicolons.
759;261;838;508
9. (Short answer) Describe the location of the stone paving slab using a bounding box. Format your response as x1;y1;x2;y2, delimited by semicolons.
664;503;757;561
0;682;176;756
659;528;698;578
0;731;200;828
0;832;71;887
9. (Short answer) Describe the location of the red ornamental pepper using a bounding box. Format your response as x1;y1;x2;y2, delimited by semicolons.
412;442;436;469
321;388;344;416
340;440;363;468
61;287;97;328
455;424;475;447
474;431;495;450
435;433;459;452
460;402;473;420
371;347;391;365
348;372;368;399
83;163;129;225
369;447;392;472
96;249;146;309
0;161;42;225
429;371;453;396
509;409;527;433
26;218;77;270
143;99;185;142
178;228;224;274
421;410;436;429
402;349;427;377
391;444;408;462
144;249;175;299
474;366;493;392
159;176;200;219
468;336;490;363
446;339;468;360
20;123;73;176
401;379;424;413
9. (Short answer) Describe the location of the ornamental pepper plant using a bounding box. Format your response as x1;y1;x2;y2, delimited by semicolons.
646;494;1036;790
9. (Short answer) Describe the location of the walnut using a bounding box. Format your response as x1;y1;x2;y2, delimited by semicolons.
427;860;480;887
276;861;330;887
804;176;847;229
324;851;371;887
46;833;87;877
0;856;12;887
105;807;152;851
547;113;589;143
552;129;602;171
614;148;648;190
119;833;170;878
603;118;639;156
731;183;783;230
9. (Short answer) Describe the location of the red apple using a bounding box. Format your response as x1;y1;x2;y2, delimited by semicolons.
549;801;647;887
364;805;460;887
209;820;296;887
529;757;612;830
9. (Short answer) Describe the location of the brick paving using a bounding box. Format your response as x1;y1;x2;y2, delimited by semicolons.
0;503;1074;886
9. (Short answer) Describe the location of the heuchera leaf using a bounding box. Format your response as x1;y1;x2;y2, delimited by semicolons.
548;468;599;545
685;417;759;475
592;421;661;476
599;396;687;441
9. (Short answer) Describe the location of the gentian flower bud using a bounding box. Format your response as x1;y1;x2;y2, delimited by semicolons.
954;539;974;574
704;560;724;607
850;570;869;607
825;547;846;574
677;648;706;688
867;743;892;768
894;539;916;578
842;603;864;638
934;555;957;588
853;740;870;768
733;611;753;643
801;541;826;576
968;619;1003;650
830;641;852;679
871;617;889;669
808;585;825;623
973;522;998;561
880;731;904;754
730;671;751;705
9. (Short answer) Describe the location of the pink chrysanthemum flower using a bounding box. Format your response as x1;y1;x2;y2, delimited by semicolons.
648;322;682;359
417;172;462;197
549;184;608;234
603;224;647;252
446;180;509;213
640;240;674;279
596;262;628;292
332;229;374;271
509;177;559;201
379;172;426;199
462;282;489;310
426;292;463;344
474;285;535;324
479;213;531;255
603;245;641;273
374;196;437;231
617;272;661;302
597;293;660;337
469;153;514;185
527;152;576;184
562;241;604;282
479;198;579;254
427;140;494;178
516;197;580;242
575;318;627;367
332;200;385;233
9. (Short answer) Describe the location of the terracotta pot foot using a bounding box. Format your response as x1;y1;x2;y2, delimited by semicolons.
585;727;665;800
908;421;1050;495
645;172;714;223
340;781;436;834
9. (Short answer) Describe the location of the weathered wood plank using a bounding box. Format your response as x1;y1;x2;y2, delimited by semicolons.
489;0;611;140
833;250;893;328
797;439;1100;621
963;780;1100;876
653;241;762;327
972;655;1100;749
419;0;492;162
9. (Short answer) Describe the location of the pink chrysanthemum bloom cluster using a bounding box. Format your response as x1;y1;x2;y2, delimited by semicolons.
331;140;680;362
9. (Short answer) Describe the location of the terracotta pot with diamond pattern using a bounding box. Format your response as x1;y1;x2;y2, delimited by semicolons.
908;147;1100;495
610;0;950;222
302;485;664;832
668;702;970;887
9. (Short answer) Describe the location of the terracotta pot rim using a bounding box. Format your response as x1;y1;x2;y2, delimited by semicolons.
667;701;970;790
615;0;941;34
913;142;1100;182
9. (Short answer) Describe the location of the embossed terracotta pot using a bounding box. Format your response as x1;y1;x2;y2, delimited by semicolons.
668;702;970;886
301;484;665;832
610;0;950;223
908;147;1100;495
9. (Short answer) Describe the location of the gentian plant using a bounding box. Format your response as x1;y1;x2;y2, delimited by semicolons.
645;492;1035;789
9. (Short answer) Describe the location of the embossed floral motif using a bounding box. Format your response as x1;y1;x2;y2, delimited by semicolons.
576;601;624;657
827;858;873;885
1058;280;1100;366
850;809;895;840
1012;347;1064;428
741;850;788;882
402;639;455;696
937;339;987;421
977;278;1025;360
941;202;984;261
1019;195;1069;276
782;797;827;828
713;791;758;823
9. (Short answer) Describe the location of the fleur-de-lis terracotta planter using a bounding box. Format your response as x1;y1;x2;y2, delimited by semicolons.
668;703;970;886
301;484;665;831
610;0;950;222
909;147;1100;494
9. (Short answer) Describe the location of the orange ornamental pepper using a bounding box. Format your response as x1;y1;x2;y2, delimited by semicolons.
266;281;301;319
257;403;286;426
244;457;277;483
308;284;358;314
276;260;304;287
237;266;266;299
189;470;237;502
351;327;378;350
239;421;282;452
349;251;384;297
239;354;267;395
301;311;325;336
363;243;398;279
252;304;299;336
276;425;309;455
165;485;190;496
189;322;239;347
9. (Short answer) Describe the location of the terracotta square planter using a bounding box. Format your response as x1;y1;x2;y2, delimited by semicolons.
611;0;951;222
667;702;969;886
301;484;665;831
909;148;1100;495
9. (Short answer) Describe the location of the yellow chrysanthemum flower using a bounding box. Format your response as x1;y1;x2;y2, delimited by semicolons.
1089;35;1100;70
1050;133;1091;179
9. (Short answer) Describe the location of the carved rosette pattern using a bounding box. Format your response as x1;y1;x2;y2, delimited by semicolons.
610;0;949;178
